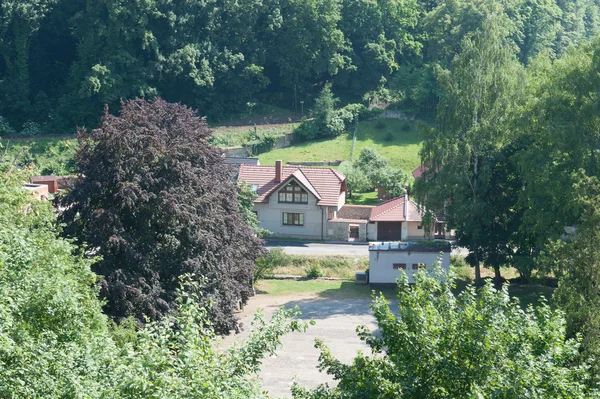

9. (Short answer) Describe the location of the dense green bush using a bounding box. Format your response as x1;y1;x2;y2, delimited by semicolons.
20;122;43;136
305;264;324;279
255;248;290;280
293;267;599;398
0;169;309;397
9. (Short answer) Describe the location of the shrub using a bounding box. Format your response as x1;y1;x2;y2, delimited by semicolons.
375;120;386;129
305;263;323;279
384;132;394;142
255;248;290;280
294;119;320;140
361;107;385;120
340;103;367;120
400;121;411;132
450;255;470;280
293;267;598;398
20;121;43;136
0;116;16;136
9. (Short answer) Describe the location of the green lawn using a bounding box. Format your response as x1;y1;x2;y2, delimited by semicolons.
256;277;555;308
255;279;383;299
258;119;423;172
345;190;379;205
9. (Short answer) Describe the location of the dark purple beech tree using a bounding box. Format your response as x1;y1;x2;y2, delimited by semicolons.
60;98;264;334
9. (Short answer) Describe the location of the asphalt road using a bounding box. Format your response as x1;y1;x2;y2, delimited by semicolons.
265;240;468;256
265;240;369;256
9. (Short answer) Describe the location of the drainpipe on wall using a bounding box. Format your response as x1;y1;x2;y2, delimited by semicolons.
321;207;325;241
403;193;409;241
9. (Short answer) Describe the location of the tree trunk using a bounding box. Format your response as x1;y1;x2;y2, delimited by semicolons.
474;252;481;284
494;265;502;288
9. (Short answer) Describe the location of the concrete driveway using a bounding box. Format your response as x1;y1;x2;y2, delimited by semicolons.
220;293;380;398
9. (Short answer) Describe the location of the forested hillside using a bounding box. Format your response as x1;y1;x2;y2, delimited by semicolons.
1;0;600;134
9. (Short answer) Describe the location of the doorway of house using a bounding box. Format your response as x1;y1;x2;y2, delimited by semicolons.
349;225;360;241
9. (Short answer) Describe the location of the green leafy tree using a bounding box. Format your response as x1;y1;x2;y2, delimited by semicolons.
338;161;370;197
354;147;389;185
336;0;421;94
0;164;118;398
515;39;600;252
59;98;264;334
355;147;407;197
550;173;600;380
297;83;347;139
292;267;598;399
417;15;524;283
0;164;311;398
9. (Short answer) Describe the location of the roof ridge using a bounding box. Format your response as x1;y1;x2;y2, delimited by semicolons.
375;201;403;219
370;196;405;221
376;196;403;207
292;169;322;200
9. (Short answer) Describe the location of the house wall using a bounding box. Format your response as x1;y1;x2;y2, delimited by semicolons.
337;191;346;210
405;221;426;241
254;193;328;239
327;222;367;241
367;222;377;241
368;250;450;284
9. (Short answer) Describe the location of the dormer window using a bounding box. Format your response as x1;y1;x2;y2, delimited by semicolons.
278;181;308;204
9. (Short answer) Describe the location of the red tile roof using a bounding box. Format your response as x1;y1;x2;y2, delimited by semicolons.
238;165;346;207
412;165;428;179
369;195;424;222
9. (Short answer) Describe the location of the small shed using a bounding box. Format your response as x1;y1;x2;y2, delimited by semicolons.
30;176;60;194
368;242;451;285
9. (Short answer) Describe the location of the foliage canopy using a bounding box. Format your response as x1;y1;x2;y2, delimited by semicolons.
59;98;264;334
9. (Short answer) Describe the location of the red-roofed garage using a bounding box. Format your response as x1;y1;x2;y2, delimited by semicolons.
377;222;402;241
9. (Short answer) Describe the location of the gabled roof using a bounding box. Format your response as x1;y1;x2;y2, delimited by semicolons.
337;205;372;220
369;195;424;222
277;170;322;201
238;165;346;207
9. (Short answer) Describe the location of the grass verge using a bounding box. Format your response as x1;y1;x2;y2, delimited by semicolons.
271;254;369;280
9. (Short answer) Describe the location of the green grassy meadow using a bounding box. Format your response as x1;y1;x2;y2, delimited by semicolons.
258;119;423;172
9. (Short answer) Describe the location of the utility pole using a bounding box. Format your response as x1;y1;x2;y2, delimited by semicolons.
300;100;304;119
294;84;297;118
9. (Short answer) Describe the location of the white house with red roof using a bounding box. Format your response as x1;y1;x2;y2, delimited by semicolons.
238;160;347;240
238;160;449;241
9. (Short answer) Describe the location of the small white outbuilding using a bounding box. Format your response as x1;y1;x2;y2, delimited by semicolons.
368;242;451;285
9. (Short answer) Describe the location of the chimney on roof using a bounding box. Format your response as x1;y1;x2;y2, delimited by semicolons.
404;193;408;221
275;160;283;182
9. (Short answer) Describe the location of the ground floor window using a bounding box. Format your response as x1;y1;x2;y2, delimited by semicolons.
393;263;407;270
283;212;304;226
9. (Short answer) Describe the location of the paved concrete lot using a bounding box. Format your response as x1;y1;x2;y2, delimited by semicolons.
220;293;379;398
